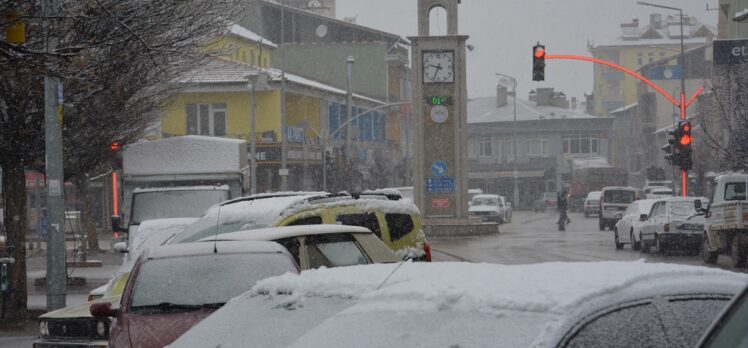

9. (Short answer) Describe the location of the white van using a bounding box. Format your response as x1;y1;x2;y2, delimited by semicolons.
599;187;638;231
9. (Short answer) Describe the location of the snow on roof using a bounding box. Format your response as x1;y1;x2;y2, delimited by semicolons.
171;261;747;348
735;8;748;22
123;136;247;176
145;240;286;259
197;225;372;242
591;19;716;48
180;58;383;105
468;96;595;123
228;23;277;48
610;102;638;114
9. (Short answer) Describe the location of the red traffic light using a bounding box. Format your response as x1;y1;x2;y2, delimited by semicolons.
679;134;692;146
110;142;121;152
534;47;545;59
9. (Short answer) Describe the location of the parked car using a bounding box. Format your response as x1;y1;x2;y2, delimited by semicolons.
533;192;558;212
640;197;707;255
467;188;484;206
613;199;660;250
91;241;298;348
169;262;746;348
698;284;748;348
583;191;602;217
700;174;748;269
469;194;504;223
599;187;638;231
197;225;402;270
169;192;431;261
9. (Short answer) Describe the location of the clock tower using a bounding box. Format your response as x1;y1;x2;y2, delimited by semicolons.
410;0;470;220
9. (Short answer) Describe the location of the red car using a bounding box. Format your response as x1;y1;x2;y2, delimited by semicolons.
91;241;299;348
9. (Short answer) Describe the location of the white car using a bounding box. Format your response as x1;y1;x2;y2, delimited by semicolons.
646;188;674;199
170;262;747;348
584;191;602;217
469;194;504;223
613;199;660;250
640;197;709;255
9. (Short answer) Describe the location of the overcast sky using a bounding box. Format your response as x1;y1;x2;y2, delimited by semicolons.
336;0;717;101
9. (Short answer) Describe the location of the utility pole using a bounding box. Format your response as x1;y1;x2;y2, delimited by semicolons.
345;56;355;161
43;0;67;310
497;73;519;208
249;77;258;195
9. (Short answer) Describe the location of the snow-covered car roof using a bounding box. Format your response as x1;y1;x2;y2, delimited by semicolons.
132;186;230;194
472;194;499;200
145;240;288;260
169;262;747;348
196;225;373;242
118;218;198;274
585;191;602;199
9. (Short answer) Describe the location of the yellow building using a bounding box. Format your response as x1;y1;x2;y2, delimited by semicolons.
160;24;392;192
589;14;716;116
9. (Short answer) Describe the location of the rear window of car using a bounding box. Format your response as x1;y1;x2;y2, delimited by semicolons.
603;190;636;204
385;213;415;242
305;233;370;269
336;213;381;239
286;216;322;226
725;182;746;201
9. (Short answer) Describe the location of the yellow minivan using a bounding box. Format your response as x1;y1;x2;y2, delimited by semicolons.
171;192;432;261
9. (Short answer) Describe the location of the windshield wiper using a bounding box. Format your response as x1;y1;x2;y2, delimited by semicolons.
131;302;224;312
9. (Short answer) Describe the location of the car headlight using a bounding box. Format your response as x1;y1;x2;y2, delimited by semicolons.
96;320;107;338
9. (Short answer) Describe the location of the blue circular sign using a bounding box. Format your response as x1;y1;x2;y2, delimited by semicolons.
431;160;448;177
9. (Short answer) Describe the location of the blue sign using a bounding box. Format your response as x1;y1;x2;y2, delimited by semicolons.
426;177;455;193
431;160;448;177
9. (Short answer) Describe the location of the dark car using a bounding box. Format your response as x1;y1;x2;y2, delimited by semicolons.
91;241;298;348
698;284;748;348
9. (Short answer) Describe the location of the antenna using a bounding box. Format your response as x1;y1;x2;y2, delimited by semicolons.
376;261;406;290
213;198;223;254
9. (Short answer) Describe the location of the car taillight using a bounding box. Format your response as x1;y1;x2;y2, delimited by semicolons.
664;223;670;233
423;241;432;262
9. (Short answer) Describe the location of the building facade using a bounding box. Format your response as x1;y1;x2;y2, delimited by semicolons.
467;88;614;209
589;14;716;116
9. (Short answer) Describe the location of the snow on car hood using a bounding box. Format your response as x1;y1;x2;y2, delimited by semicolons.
170;261;747;348
468;205;499;212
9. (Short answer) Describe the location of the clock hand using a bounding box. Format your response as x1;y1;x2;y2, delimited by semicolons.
431;64;442;80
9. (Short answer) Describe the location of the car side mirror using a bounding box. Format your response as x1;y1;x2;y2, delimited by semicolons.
111;215;123;233
640;214;648;222
694;200;702;212
113;242;128;254
90;302;118;318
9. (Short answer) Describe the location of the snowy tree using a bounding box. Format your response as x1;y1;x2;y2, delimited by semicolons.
0;0;240;320
701;64;748;171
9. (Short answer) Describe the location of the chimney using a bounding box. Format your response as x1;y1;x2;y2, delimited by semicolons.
571;97;577;110
496;86;508;107
535;88;554;106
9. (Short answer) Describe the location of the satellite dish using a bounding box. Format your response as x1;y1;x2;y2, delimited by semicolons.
663;68;674;79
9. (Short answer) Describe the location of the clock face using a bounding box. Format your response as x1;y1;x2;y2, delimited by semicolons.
315;24;328;38
423;51;454;84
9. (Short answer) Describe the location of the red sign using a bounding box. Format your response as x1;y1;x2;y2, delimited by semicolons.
432;198;450;209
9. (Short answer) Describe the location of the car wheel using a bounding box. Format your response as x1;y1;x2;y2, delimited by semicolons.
655;234;666;255
631;230;641;251
641;233;649;254
730;235;747;269
614;230;624;250
702;234;718;264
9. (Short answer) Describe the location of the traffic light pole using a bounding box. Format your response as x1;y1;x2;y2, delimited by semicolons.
542;54;704;197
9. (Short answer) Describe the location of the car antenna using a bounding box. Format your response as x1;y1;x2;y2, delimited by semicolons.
213;198;223;254
376;260;406;290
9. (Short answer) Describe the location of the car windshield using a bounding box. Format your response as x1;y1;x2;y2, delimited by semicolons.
130;253;294;310
604;191;636;204
472;197;498;206
130;190;229;225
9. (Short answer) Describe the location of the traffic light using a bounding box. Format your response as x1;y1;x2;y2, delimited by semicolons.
677;121;693;171
533;43;546;81
662;143;674;165
109;141;123;169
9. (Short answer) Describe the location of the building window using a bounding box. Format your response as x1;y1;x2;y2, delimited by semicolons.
526;138;548;157
637;52;643;66
241;51;247;63
479;138;492;157
562;135;599;155
186;103;227;136
648;52;655;63
659;51;667;58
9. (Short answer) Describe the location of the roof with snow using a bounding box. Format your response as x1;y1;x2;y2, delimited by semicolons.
468;96;596;124
228;23;277;48
123;135;247;176
179;57;384;105
590;15;716;48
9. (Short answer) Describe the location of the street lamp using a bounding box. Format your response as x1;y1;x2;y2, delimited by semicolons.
496;72;519;208
247;72;270;195
637;2;687;103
